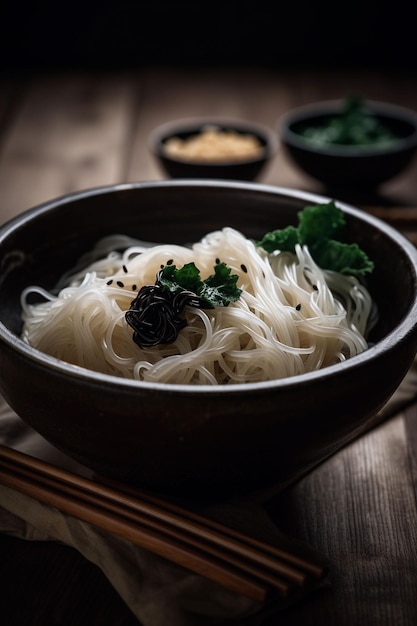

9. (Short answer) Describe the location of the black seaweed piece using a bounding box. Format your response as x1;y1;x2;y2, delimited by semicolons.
125;271;213;348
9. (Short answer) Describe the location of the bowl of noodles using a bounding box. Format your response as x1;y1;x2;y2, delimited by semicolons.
1;180;417;499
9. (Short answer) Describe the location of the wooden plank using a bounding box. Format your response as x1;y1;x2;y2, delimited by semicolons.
0;73;139;223
404;403;417;505
267;413;417;625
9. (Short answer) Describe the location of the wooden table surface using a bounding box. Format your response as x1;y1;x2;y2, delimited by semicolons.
1;65;417;625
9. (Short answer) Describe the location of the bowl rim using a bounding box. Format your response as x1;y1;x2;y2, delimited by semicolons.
278;98;417;157
148;116;279;166
1;179;417;395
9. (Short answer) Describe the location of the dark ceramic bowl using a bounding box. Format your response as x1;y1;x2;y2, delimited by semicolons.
149;117;278;181
279;99;417;189
1;180;417;500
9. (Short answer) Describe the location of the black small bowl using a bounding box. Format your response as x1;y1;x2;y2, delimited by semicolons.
149;117;278;181
279;99;417;189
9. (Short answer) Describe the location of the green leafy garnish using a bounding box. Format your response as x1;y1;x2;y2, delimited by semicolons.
159;261;242;307
256;201;374;276
298;95;398;148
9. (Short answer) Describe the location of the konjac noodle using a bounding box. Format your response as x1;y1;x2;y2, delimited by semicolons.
20;219;377;385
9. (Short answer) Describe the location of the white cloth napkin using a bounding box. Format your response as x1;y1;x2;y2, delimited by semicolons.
1;360;417;626
1;484;328;626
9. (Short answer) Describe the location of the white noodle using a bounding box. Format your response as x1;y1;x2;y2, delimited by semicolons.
21;227;376;384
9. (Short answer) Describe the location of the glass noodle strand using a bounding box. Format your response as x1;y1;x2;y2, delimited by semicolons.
21;228;376;384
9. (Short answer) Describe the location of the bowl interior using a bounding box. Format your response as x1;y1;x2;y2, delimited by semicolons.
0;181;414;346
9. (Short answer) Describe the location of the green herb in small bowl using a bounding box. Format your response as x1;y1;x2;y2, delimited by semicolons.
279;96;417;188
298;95;399;149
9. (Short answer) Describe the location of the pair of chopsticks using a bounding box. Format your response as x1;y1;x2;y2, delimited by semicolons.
0;444;327;603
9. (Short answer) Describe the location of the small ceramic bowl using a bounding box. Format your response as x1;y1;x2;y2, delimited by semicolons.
149;117;278;181
279;99;417;189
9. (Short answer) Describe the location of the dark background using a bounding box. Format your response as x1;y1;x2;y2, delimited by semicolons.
1;1;417;75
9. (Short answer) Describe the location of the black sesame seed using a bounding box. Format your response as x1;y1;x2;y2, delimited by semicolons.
132;284;137;291
296;303;301;311
240;263;248;273
215;258;220;264
167;259;174;265
117;281;125;288
106;279;113;285
122;264;128;273
160;264;164;269
313;284;318;291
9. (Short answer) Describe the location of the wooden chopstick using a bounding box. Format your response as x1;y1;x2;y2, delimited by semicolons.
99;474;327;580
0;444;326;583
0;454;293;600
0;444;327;602
0;457;274;602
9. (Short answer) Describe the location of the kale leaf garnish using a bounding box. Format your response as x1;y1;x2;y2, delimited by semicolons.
158;261;241;307
256;201;374;276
